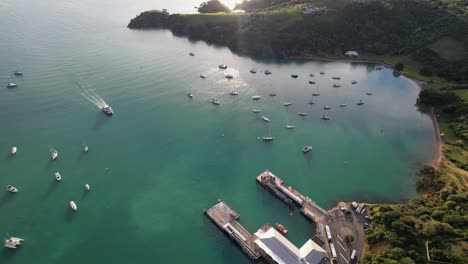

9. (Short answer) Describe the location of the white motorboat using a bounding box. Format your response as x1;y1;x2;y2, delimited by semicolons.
261;116;270;122
187;92;193;98
210;98;220;105
4;237;23;249
225;73;233;79
322;115;331;120
230;91;239;96
269;92;277;96
85;184;90;191
55;172;62;181
340;104;348;107
262;136;274;141
352;81;358;84
283;102;292;107
200;74;206;79
333;84;341;88
6;185;18;193
6;83;17;88
51;149;58;160
298;112;307;116
252;95;261;100
102;105;113;116
357;100;364;105
303;146;312;153
323;105;331;110
70;201;77;211
264;69;272;75
250;69;257;74
252;109;261;113
218;64;227;69
14;70;23;76
189;52;195;56
83;144;89;152
11;147;17;155
286;125;295;129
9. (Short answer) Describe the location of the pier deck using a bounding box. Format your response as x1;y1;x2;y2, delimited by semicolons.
256;170;328;224
205;201;261;259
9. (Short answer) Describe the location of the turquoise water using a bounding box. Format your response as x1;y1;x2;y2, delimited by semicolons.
0;1;435;263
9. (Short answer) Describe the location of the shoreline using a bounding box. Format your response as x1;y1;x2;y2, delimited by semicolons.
290;54;444;167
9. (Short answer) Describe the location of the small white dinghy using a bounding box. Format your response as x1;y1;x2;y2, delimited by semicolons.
85;184;90;191
283;102;292;107
286;125;295;129
4;237;24;249
11;147;17;155
55;172;62;182
252;109;261;113
322;115;331;120
210;98;220;105
262;136;274;141
298;112;307;116
251;95;261;101
261;116;270;122
83;144;89;152
70;201;77;211
6;83;17;88
6;185;18;193
187;92;193;99
51;149;58;160
303;146;313;153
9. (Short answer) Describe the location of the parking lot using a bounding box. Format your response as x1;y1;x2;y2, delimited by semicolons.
325;202;368;264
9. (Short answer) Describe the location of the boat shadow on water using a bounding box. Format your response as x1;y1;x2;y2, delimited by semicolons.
4;154;14;161
42;180;59;200
0;192;15;208
80;189;89;200
64;208;76;222
0;247;19;262
93;113;111;130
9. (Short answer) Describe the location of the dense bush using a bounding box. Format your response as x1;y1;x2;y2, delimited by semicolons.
197;0;230;13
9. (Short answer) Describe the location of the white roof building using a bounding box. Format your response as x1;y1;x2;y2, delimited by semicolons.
254;227;328;264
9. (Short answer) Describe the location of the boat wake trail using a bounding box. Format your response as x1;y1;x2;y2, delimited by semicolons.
77;81;107;109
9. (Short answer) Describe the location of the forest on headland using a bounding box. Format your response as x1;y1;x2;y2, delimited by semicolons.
128;1;468;263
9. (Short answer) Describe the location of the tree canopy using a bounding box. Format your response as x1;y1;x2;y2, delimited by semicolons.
198;0;230;13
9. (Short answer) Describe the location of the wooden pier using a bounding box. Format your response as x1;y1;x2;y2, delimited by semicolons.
204;201;261;260
256;170;328;225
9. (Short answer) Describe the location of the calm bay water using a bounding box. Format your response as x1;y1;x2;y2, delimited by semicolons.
0;1;435;263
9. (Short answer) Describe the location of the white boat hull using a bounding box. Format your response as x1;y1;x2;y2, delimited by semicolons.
70;201;77;211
